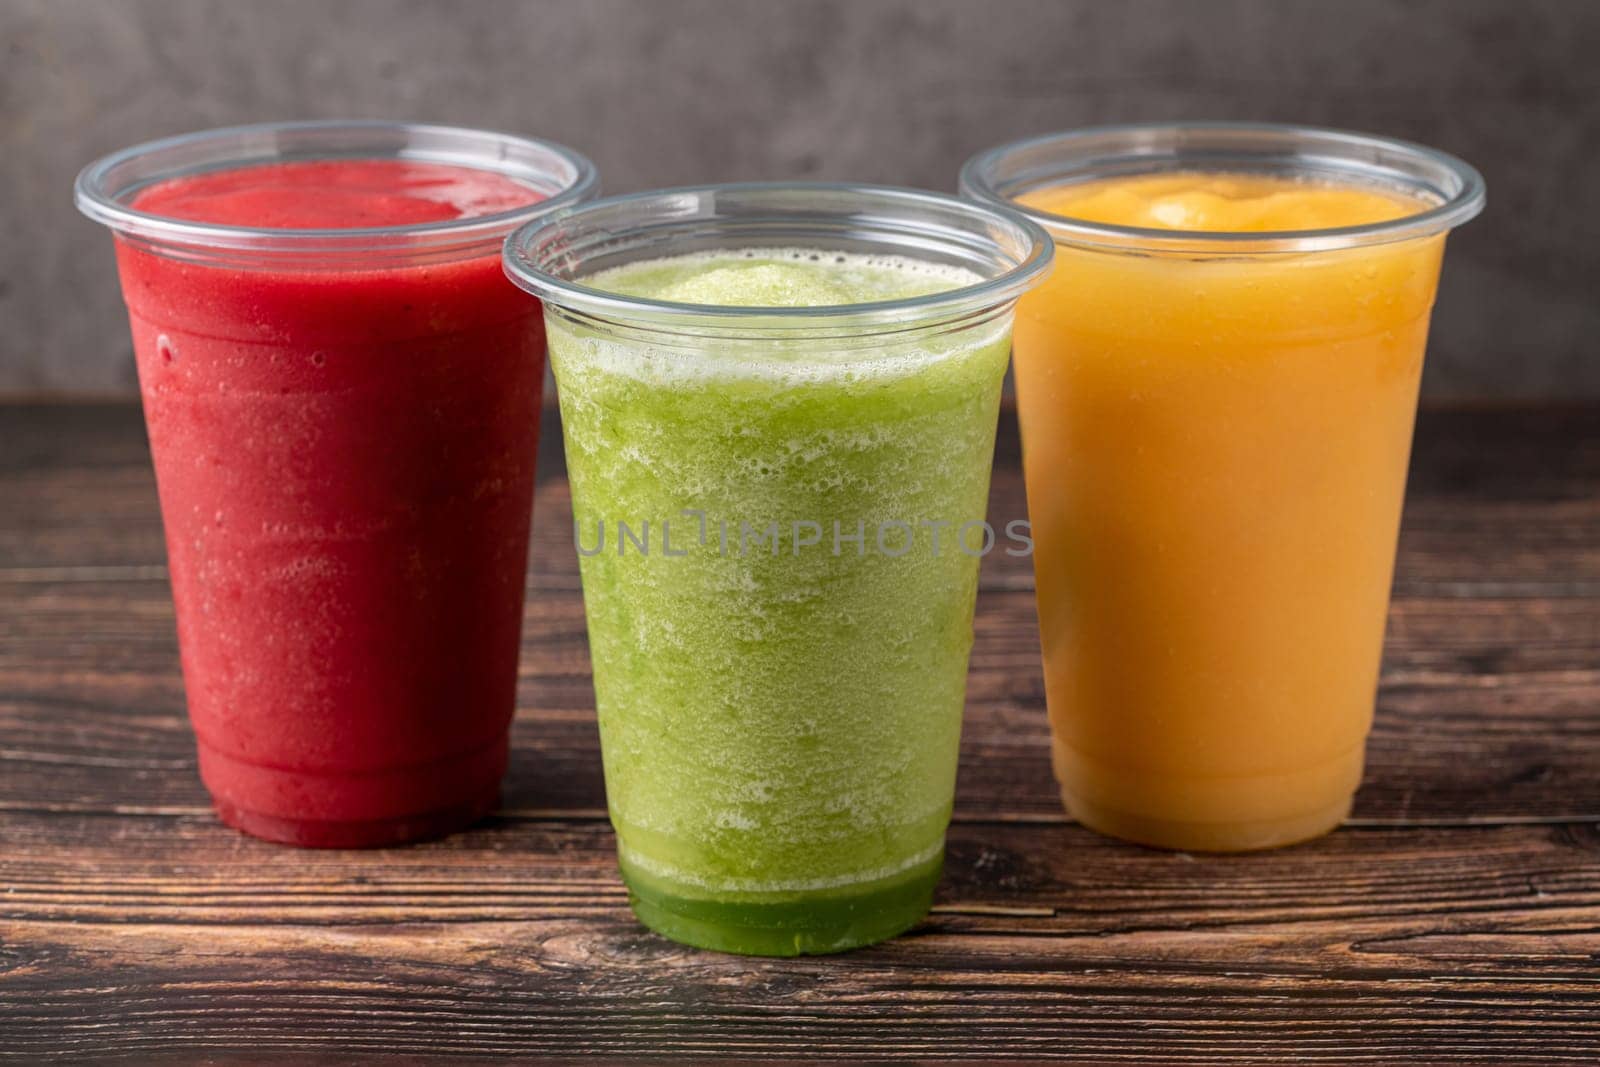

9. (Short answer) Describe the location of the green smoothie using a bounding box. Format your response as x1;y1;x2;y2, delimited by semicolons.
548;248;1013;955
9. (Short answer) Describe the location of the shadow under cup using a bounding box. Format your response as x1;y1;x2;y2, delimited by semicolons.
75;121;596;847
961;123;1485;852
504;184;1053;954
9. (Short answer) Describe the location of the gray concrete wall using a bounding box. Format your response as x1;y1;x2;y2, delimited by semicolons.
3;0;1596;399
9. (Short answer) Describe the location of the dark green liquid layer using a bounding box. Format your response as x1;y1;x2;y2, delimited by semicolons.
620;850;943;957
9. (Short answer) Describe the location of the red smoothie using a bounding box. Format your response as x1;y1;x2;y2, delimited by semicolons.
114;158;548;846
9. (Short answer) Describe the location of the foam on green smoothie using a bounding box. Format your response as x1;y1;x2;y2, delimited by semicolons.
568;250;998;385
586;247;982;308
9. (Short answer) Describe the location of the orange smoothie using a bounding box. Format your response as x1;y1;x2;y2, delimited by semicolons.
1013;173;1446;851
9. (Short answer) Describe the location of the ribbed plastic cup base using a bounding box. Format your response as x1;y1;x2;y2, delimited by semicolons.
1062;789;1351;852
198;734;509;848
619;851;943;957
1052;736;1364;852
212;791;499;849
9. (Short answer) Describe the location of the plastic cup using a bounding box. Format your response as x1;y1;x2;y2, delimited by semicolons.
75;121;597;847
504;183;1052;953
961;123;1484;851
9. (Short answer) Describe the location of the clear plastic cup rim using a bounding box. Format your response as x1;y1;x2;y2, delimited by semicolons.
502;181;1055;336
958;121;1486;254
74;119;599;259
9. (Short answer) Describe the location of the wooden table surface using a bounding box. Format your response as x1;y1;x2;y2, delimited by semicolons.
2;401;1598;1064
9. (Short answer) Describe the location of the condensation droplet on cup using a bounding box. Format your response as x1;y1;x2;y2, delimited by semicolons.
157;334;176;364
310;351;326;367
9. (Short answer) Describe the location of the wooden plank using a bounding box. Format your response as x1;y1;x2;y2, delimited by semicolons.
1;575;1597;822
3;404;1599;595
2;813;1598;1063
2;403;1597;1063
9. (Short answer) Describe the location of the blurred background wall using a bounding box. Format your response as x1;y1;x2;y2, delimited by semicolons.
3;0;1596;400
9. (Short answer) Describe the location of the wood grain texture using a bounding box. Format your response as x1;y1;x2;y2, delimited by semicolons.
1;402;1597;1063
4;814;1600;1063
